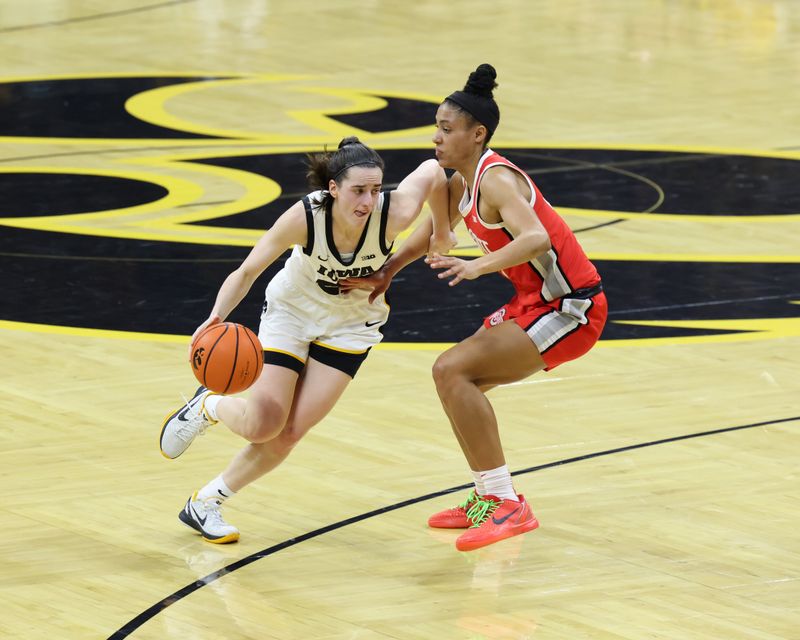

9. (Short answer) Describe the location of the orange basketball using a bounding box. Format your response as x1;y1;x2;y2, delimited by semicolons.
190;322;264;394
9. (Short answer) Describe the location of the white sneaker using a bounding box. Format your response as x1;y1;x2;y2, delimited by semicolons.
159;386;217;459
179;492;240;544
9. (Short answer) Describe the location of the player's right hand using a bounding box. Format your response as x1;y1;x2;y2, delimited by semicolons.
189;314;222;358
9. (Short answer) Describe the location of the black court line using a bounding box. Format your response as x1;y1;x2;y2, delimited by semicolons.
0;1;197;33
572;218;625;233
107;414;799;639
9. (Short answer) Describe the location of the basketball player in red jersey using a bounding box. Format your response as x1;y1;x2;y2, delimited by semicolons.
341;64;607;551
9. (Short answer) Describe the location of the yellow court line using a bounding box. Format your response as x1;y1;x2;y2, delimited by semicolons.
558;206;800;223
579;252;800;263
1;68;800;159
2;319;797;349
437;246;800;263
128;156;282;225
0;319;453;350
435;243;800;262
0;320;186;343
606;317;800;346
0;165;201;229
125;75;314;141
0;159;281;244
286;87;440;141
483;140;800;160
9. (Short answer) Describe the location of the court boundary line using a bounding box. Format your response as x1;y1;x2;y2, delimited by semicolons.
107;414;800;639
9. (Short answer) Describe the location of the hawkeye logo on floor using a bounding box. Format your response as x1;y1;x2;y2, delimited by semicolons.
1;73;798;345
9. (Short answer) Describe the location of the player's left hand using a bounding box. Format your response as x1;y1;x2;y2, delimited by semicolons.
426;253;480;286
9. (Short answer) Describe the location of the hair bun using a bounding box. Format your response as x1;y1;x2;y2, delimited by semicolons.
464;63;497;97
338;136;361;149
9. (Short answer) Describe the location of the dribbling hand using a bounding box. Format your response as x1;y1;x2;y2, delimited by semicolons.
189;314;222;358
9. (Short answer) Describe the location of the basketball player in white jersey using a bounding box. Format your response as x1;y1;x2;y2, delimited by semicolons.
159;137;453;543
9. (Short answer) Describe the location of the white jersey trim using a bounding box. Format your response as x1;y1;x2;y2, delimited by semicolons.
458;148;537;230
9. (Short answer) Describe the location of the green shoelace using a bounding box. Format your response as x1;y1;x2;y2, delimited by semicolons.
457;489;478;510
465;496;501;528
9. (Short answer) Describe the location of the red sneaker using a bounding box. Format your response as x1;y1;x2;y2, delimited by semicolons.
428;489;479;529
455;494;539;552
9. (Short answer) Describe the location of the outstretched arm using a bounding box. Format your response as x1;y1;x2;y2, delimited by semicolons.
384;159;447;239
429;167;550;286
340;172;463;302
190;201;306;348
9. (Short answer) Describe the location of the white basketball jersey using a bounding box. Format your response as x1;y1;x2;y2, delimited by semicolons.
281;190;393;302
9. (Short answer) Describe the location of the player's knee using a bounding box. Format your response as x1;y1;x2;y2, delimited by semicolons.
244;425;281;444
242;403;288;443
275;422;306;450
432;352;459;392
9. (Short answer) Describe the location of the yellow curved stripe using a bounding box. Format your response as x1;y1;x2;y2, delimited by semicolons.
606;317;800;346
125;75;314;141
559;206;800;223
0;165;201;233
0;71;283;146
287;87;440;141
0;160;281;245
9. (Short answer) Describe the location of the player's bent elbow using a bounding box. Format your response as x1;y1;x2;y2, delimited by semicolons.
529;232;551;257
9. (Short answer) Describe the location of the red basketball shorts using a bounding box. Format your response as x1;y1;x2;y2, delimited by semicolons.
483;288;608;370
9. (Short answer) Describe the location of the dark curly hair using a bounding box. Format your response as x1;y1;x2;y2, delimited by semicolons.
444;63;500;144
305;136;385;208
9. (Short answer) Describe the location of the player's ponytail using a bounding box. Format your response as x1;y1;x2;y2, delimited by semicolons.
444;63;501;144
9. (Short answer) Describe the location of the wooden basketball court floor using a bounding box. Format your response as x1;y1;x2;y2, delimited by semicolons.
1;1;799;638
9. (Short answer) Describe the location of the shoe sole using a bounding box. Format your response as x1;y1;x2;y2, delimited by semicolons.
179;509;240;544
455;517;540;552
428;518;471;529
159;408;182;460
159;389;212;460
428;505;477;529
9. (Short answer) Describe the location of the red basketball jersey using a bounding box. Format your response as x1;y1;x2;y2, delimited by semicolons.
458;149;600;306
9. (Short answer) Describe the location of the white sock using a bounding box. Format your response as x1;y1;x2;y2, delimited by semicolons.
204;394;222;421
479;465;517;501
197;474;235;503
470;469;486;495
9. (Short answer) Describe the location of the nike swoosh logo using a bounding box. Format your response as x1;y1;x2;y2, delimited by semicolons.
176;392;203;421
317;255;328;261
189;503;207;525
492;507;519;525
365;320;382;327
